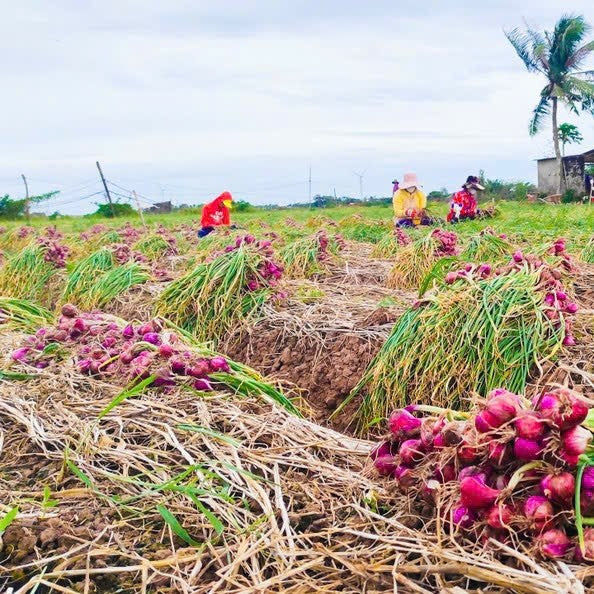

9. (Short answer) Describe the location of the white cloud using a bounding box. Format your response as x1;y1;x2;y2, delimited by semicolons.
0;0;593;212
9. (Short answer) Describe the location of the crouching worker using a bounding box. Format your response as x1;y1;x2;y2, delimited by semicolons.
198;191;233;238
393;173;430;227
447;176;484;223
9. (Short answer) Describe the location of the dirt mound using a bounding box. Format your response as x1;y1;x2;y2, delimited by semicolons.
225;327;386;433
223;268;411;434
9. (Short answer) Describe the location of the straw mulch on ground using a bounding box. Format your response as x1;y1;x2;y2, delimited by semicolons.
0;354;590;593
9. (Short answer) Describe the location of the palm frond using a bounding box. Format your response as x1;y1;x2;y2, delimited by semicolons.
528;93;550;136
565;76;594;113
505;28;541;72
532;42;550;72
565;76;594;99
526;27;550;72
566;40;594;70
552;15;590;71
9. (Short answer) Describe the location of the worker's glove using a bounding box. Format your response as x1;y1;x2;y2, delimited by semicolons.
453;204;462;217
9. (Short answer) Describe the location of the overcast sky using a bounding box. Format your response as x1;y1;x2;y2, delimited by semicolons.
2;1;594;214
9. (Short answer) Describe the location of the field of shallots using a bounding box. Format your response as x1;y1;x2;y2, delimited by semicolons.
0;201;593;593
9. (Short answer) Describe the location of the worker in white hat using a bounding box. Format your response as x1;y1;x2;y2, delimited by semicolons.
392;173;428;227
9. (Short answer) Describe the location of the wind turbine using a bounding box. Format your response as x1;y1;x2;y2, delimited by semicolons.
353;170;366;201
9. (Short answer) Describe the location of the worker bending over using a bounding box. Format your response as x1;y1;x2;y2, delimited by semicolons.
447;176;484;223
198;191;233;238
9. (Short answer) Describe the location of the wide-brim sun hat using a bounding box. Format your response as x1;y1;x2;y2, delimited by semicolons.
400;173;421;189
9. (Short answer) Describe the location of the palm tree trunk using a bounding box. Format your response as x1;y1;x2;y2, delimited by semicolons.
552;97;563;194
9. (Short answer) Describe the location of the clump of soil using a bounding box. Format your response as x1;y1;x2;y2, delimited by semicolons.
223;243;413;434
224;307;400;434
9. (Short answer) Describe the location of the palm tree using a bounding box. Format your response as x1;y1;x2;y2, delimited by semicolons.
506;15;594;192
558;122;583;156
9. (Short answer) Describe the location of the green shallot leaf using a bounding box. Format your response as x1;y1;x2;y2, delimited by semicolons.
177;424;241;448
0;506;19;533
98;374;156;419
187;494;224;535
157;504;202;547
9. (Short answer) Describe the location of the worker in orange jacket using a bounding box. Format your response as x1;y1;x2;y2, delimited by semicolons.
198;191;233;237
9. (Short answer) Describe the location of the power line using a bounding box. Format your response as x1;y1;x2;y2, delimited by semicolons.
109;190;154;207
109;190;132;200
45;184;103;203
43;190;104;209
18;177;98;194
109;177;310;196
52;181;102;196
106;180;134;193
106;180;157;205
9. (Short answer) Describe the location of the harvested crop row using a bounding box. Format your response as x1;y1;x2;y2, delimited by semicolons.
345;253;578;430
155;235;283;344
62;247;150;310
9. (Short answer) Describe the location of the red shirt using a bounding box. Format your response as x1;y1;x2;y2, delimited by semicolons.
201;192;231;227
448;188;477;219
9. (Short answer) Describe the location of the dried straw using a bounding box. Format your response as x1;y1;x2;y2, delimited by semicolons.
0;359;588;593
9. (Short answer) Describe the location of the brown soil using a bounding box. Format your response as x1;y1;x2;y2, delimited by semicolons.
223;243;415;434
225;325;387;434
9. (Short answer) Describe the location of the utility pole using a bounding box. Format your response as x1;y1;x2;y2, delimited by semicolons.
96;161;115;217
308;167;312;202
21;174;30;223
353;170;366;201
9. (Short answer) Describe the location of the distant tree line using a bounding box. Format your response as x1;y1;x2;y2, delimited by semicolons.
0;191;59;220
308;195;391;208
0;174;552;220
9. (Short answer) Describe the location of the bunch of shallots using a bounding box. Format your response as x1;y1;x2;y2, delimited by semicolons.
444;240;578;344
11;305;229;392
372;387;594;561
395;228;412;246
111;243;147;265
16;225;35;239
431;229;458;256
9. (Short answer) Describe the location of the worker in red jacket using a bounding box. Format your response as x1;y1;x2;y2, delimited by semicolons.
447;176;484;223
198;191;233;237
